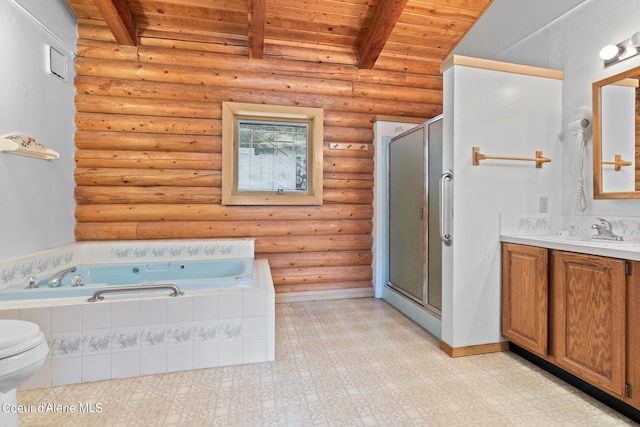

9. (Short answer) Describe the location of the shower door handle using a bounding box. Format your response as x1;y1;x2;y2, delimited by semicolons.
439;170;453;246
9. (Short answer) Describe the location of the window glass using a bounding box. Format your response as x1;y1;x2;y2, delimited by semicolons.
221;102;323;205
236;120;309;193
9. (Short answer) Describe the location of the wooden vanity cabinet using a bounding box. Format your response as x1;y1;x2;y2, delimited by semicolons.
627;260;640;409
551;251;626;399
502;243;640;410
501;243;548;357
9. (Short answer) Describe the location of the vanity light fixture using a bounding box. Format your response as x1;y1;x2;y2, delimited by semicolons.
600;31;640;67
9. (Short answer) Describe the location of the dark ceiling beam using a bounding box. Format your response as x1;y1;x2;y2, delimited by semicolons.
248;0;266;59
93;0;138;46
358;0;408;69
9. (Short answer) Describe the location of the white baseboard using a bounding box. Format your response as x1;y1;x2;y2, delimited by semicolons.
276;287;375;303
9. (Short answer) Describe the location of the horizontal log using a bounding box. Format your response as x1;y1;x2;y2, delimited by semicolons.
323;172;373;182
352;81;441;104
274;280;372;293
323;126;373;143
159;219;369;237
255;234;373;253
75;112;219;135
279;92;442;118
75;168;221;187
323;178;373;189
75;131;220;152
324;157;374;174
75;222;137;240
76;38;139;60
75;219;371;240
256;251;372;268
324;111;375;129
323;188;373;204
174;218;367;237
75;77;217;103
75;58;355;98
75;186;220;204
75;203;373;222
77;23;117;43
75;150;221;170
75;94;222;119
74;76;441;117
270;265;372;285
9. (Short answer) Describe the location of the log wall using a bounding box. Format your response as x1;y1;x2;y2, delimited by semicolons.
73;23;443;293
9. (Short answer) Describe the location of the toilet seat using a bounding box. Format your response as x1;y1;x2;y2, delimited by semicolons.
0;320;46;359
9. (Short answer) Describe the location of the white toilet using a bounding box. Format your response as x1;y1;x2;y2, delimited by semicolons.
0;320;49;427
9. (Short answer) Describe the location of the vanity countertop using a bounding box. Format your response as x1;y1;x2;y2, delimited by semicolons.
500;234;640;262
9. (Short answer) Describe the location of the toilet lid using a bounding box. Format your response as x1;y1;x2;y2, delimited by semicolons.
0;320;45;359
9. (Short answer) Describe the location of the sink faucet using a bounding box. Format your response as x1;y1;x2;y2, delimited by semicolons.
48;266;78;288
591;218;623;241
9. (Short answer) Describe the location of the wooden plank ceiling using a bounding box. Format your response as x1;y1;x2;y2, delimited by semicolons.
65;0;492;70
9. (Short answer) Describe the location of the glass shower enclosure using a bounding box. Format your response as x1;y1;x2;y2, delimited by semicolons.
387;116;445;315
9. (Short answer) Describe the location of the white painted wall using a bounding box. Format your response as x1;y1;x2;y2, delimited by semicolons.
453;0;640;216
441;65;562;348
0;0;77;261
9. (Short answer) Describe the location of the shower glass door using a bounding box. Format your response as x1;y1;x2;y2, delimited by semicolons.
388;125;426;303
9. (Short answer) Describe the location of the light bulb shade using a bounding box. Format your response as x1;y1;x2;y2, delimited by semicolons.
600;44;621;60
630;31;640;48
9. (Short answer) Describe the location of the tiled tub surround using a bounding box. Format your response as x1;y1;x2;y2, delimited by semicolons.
0;239;275;389
500;214;640;259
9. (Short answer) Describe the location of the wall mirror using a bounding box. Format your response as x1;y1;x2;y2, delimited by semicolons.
593;65;640;199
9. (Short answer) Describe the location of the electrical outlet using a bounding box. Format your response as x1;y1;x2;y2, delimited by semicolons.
539;196;548;213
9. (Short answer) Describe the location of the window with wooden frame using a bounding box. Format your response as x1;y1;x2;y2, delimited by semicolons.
222;102;323;205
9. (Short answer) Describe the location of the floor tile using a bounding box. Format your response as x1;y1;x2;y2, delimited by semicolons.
16;298;639;426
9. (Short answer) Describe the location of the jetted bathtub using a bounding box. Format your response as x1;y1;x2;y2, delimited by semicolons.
0;239;275;389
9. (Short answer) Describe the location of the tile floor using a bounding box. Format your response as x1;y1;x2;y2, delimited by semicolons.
16;298;639;426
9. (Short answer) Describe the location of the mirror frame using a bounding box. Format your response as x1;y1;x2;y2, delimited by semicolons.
593;65;640;199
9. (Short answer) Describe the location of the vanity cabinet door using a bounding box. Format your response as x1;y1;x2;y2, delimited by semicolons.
627;261;640;409
551;251;626;399
501;243;548;357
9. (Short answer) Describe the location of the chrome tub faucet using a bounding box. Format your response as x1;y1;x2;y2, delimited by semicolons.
591;218;623;241
48;266;78;288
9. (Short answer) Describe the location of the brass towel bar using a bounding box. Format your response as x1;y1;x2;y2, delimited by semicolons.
472;146;551;168
602;154;632;171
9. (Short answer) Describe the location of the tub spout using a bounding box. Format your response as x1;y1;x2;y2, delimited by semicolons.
48;266;77;288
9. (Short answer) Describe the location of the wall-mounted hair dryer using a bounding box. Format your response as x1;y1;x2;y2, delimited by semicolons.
570;107;592;215
568;118;590;133
568;107;592;142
